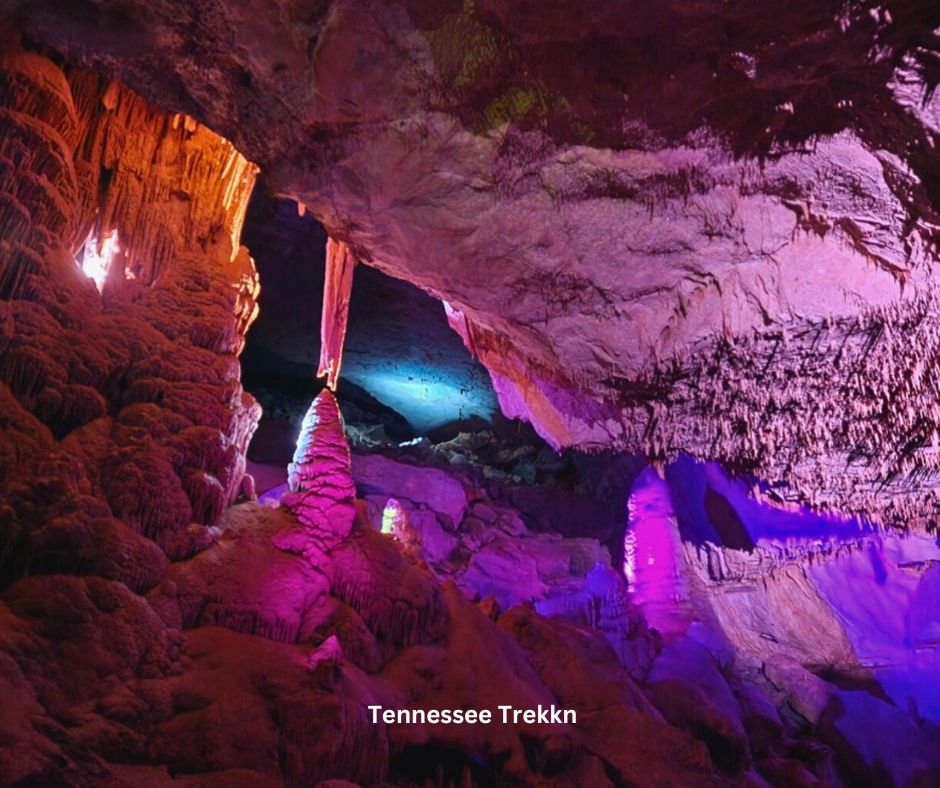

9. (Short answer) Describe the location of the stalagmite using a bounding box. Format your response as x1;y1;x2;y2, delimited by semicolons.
283;388;357;550
317;237;356;391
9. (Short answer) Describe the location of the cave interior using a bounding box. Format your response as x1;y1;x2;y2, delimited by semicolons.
1;2;940;786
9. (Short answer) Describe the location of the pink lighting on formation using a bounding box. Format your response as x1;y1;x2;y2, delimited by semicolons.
625;467;691;639
317;236;357;390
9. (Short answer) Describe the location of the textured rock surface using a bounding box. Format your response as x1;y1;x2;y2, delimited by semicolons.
2;8;940;787
0;47;260;583
0;48;268;784
7;0;939;524
317;236;356;390
353;452;468;527
284;388;357;551
624;456;940;784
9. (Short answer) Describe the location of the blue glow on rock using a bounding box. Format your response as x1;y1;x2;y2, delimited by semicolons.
344;365;497;435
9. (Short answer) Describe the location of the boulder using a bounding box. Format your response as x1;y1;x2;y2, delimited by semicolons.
352;453;467;528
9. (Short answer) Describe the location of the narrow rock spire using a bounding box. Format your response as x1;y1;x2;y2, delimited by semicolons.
317;236;356;390
284;388;357;550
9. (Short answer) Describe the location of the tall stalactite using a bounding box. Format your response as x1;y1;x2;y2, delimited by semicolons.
317;236;356;391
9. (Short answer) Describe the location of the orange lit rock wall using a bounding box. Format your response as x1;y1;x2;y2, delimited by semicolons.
0;47;260;584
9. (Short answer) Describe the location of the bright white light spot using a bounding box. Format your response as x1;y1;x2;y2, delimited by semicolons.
381;498;405;537
77;230;120;293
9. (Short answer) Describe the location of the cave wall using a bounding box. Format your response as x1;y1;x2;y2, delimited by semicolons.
624;459;940;785
0;65;731;778
0;45;260;582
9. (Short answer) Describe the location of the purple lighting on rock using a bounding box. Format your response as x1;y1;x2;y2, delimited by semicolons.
625;467;691;639
621;454;940;781
281;389;357;551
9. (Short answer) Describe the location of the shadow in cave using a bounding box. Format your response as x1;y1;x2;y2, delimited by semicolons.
664;455;875;550
702;487;755;552
390;743;495;788
809;665;895;706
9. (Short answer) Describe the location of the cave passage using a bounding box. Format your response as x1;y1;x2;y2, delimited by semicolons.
239;188;503;493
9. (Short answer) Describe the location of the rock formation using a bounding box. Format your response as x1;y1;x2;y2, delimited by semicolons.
5;0;938;524
0;4;939;786
0;46;261;578
318;237;357;391
284;388;357;551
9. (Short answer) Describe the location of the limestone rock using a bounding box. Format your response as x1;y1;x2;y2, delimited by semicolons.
647;637;750;772
352;452;468;528
317;237;356;390
284;389;357;551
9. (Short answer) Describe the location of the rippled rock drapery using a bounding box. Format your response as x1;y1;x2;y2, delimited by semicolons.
7;0;939;526
317;236;357;390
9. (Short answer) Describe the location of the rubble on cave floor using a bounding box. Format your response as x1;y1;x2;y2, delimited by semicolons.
223;348;940;782
226;384;940;785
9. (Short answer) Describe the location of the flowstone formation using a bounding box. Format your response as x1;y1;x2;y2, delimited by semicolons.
7;0;939;525
0;46;260;575
0;47;262;782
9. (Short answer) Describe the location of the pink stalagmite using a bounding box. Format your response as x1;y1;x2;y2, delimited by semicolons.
317;236;357;390
284;388;357;550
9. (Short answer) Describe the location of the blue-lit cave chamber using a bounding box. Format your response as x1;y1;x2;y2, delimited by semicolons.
239;189;504;501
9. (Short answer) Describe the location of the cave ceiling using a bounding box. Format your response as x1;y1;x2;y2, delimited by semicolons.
5;0;940;525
